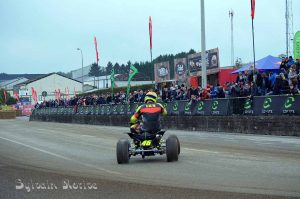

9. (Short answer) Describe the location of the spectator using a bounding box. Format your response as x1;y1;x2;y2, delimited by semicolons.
138;90;145;102
236;72;245;84
295;58;300;74
287;56;295;69
288;65;298;85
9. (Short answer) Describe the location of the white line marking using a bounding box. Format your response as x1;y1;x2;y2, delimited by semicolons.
183;147;221;154
0;136;120;175
0;136;73;160
80;135;96;138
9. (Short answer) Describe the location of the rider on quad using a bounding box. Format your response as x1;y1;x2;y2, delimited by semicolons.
130;91;167;146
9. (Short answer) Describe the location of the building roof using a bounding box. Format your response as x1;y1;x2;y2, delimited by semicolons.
0;73;45;81
16;73;82;86
0;77;29;90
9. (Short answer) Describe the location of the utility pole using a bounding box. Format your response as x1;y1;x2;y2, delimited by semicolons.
286;0;289;57
77;48;84;93
286;0;294;57
229;9;234;66
200;0;207;88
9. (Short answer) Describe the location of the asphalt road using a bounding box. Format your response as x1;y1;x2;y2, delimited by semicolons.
0;117;300;199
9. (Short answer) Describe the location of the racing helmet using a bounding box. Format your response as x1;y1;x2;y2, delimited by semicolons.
144;91;157;103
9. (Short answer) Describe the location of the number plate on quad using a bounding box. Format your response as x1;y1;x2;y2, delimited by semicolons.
141;140;152;147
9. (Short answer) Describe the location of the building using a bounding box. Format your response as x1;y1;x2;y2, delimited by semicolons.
14;73;83;104
71;64;92;81
0;77;29;96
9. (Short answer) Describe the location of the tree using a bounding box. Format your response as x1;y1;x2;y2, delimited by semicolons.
106;61;113;76
0;88;16;105
278;54;286;58
235;57;243;68
114;62;121;74
89;63;101;87
188;49;196;54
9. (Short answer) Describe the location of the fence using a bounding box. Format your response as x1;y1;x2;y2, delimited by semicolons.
32;95;300;116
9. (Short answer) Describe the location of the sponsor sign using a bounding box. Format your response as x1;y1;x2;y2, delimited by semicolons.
154;61;171;83
174;58;188;82
253;96;286;115
243;98;254;115
281;95;300;115
187;48;219;76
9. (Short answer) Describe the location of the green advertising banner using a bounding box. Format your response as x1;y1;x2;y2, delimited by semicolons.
281;95;300;115
253;96;287;115
244;98;254;115
294;31;300;59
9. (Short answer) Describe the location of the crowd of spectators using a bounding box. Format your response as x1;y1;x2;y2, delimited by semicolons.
35;56;300;109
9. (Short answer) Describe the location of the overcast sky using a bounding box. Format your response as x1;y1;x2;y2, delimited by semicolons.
1;0;299;74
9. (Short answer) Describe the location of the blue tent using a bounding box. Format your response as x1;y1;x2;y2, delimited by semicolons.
232;55;282;74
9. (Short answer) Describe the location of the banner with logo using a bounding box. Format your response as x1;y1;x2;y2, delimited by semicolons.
187;48;219;76
210;99;231;115
112;105;119;115
183;101;197;116
194;100;207;115
243;98;254;115
154;61;170;83
253;96;286;115
35;95;300;117
117;104;126;115
169;101;186;116
174;58;187;82
280;95;300;115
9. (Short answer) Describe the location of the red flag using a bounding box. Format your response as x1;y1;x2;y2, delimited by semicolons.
13;91;20;102
58;89;61;100
31;87;38;103
54;90;57;100
94;36;99;65
34;90;38;103
3;89;7;103
251;0;255;19
149;16;152;49
31;87;35;102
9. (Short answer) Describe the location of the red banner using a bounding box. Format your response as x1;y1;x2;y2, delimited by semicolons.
94;36;99;65
58;88;61;100
3;89;7;103
13;91;20;102
21;105;35;116
149;16;152;49
190;76;199;88
31;87;38;103
251;0;255;19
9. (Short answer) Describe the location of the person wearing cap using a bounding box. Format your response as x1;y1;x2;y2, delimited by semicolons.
129;92;167;142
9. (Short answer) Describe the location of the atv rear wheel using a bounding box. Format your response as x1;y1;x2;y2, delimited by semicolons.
116;139;130;164
168;134;180;155
166;136;179;162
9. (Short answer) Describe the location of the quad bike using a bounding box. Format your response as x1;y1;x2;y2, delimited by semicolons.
116;130;180;164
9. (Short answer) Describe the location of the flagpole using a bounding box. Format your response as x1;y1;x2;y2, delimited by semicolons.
251;0;256;74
